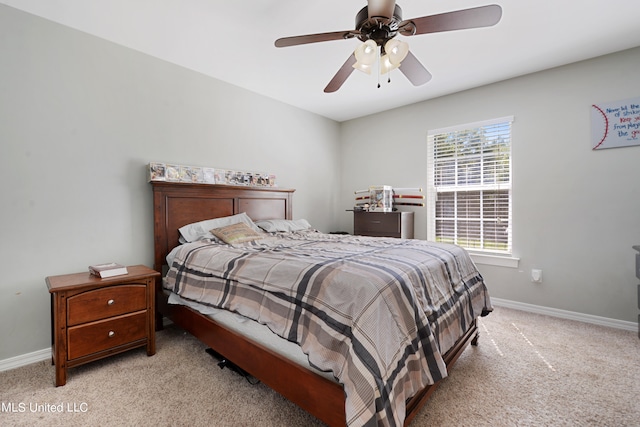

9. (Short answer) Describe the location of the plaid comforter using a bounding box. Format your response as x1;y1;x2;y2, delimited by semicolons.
165;231;492;427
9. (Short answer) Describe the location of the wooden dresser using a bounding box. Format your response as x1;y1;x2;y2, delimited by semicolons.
46;265;160;386
353;211;414;239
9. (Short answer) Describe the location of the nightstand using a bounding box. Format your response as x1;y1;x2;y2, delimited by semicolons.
46;265;160;386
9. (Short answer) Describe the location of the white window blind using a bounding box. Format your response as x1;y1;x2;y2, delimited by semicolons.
427;116;513;254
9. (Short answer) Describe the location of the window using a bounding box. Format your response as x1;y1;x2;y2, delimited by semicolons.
427;116;513;255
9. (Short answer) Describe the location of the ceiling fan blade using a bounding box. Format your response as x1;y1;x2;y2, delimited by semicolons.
400;4;502;36
275;30;359;48
399;51;432;86
324;54;357;93
368;0;396;19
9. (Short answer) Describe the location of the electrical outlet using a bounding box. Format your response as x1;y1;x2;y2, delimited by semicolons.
531;269;543;283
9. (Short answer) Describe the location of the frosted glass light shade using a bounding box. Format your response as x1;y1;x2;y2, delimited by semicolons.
384;39;409;65
353;40;378;74
380;54;400;74
353;61;373;74
354;40;378;64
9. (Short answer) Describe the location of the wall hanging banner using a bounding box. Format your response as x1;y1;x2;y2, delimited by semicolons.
591;96;640;150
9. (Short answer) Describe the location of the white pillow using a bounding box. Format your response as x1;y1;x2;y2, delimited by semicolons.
179;212;261;242
255;219;312;233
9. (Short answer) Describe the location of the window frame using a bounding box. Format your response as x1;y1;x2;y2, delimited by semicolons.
427;116;515;259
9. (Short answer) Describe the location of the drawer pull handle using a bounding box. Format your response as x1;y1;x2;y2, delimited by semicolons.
371;221;381;224
108;331;115;338
107;299;115;305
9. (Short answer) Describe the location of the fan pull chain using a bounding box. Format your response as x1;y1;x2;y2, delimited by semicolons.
377;51;381;88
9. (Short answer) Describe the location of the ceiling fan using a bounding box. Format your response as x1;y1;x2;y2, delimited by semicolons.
275;1;502;93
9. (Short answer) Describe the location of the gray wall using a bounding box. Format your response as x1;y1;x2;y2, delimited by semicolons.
0;6;340;360
339;46;640;324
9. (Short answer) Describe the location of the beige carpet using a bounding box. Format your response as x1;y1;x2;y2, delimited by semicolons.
1;306;638;426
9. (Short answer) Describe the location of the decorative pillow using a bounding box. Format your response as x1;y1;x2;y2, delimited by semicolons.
211;222;264;244
178;212;261;242
255;219;312;233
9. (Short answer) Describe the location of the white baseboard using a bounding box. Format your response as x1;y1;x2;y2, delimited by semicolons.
1;300;637;372
491;298;638;332
0;348;51;373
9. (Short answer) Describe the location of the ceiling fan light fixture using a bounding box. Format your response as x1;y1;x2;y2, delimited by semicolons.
353;39;378;74
354;39;377;63
384;39;409;65
352;61;373;75
380;54;400;74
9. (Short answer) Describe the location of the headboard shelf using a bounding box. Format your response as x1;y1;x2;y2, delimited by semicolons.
151;182;294;272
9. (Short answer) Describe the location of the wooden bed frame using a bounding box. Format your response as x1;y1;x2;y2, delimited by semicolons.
151;181;479;426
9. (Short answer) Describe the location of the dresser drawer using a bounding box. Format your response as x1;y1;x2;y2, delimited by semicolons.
353;211;414;238
67;311;147;360
354;212;400;235
67;284;147;326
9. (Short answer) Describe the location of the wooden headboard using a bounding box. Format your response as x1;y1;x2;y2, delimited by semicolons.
151;181;294;272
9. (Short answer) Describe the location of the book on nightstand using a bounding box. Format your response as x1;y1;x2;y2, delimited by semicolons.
89;262;128;278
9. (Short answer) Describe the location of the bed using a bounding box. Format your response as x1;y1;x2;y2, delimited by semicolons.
151;181;491;426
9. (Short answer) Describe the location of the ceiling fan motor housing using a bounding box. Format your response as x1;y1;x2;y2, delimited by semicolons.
355;5;404;47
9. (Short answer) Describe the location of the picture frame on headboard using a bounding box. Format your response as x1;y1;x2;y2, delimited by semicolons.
148;162;276;187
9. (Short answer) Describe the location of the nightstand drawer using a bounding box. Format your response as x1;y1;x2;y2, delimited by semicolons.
67;284;147;326
67;311;147;360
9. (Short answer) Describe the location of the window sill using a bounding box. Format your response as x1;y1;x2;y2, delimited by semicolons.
469;252;520;268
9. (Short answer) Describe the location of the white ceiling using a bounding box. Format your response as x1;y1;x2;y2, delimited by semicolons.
3;0;640;122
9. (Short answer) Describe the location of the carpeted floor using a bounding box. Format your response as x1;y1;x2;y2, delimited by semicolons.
1;306;638;426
